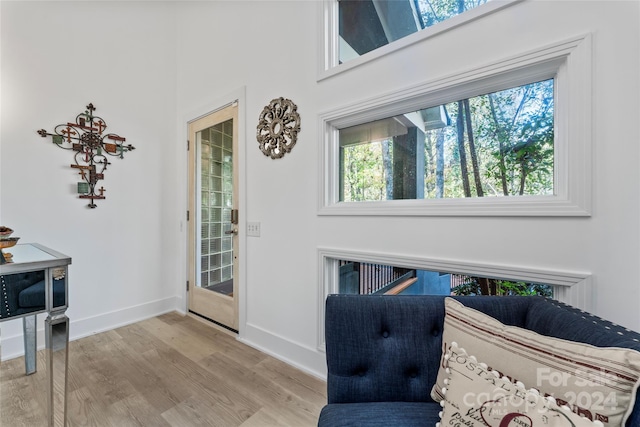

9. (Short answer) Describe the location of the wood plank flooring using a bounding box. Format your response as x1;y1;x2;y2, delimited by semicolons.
0;313;327;426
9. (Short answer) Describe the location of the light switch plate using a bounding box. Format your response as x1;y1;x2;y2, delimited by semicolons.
247;222;261;237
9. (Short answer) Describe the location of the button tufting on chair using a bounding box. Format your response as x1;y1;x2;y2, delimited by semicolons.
0;272;48;318
382;331;389;338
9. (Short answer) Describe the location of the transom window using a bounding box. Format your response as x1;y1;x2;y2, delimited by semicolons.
339;79;554;202
320;0;521;78
338;0;490;64
316;248;592;350
334;258;553;298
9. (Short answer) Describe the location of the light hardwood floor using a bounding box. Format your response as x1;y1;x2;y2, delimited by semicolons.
0;313;327;426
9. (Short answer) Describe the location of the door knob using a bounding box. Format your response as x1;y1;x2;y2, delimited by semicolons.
225;228;238;235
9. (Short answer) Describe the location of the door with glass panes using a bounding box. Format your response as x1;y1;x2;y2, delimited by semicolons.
188;102;238;331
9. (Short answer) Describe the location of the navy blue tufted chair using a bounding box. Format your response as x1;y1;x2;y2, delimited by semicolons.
0;271;65;319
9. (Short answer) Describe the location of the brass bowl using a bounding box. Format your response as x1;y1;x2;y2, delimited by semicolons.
0;226;13;237
0;237;19;249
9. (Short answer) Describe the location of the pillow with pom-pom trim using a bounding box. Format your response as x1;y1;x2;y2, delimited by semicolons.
438;342;606;427
432;298;640;426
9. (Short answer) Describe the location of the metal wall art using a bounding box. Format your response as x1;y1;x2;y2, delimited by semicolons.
256;97;301;159
37;103;135;208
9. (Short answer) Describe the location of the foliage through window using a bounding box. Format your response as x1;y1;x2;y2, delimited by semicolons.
338;0;490;64
339;79;554;202
450;276;553;297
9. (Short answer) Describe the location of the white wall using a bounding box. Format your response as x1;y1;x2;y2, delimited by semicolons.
2;0;639;381
0;1;180;357
174;0;327;374
177;0;640;378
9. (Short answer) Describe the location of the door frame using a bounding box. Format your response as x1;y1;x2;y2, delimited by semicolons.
182;87;247;336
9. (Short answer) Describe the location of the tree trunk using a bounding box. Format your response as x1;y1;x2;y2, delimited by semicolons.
488;94;509;195
463;98;484;197
382;139;393;199
456;101;471;197
435;128;444;198
477;277;490;295
477;277;498;295
424;132;434;196
519;168;527;195
457;0;465;14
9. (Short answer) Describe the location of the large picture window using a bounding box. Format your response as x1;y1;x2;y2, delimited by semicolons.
319;35;592;217
340;79;554;202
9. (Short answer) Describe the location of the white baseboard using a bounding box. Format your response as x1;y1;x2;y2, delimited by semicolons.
239;322;328;381
0;296;182;361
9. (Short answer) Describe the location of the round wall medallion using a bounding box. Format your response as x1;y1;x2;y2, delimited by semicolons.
256;97;301;159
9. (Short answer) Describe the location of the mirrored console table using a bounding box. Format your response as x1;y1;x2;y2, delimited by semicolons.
0;243;72;427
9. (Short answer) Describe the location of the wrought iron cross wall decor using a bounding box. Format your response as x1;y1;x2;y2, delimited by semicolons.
37;103;135;208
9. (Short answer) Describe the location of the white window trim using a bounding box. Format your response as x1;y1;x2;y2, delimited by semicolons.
318;0;524;81
318;34;592;217
316;247;593;351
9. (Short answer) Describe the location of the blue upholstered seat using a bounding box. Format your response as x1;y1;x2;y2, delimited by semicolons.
18;278;66;308
318;402;440;427
319;295;640;427
0;271;66;318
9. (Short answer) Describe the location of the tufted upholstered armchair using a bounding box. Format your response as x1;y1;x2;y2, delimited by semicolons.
0;271;65;319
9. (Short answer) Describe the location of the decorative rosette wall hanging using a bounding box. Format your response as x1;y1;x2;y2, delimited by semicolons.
256;97;301;159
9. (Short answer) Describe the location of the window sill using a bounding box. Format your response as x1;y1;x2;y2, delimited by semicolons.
318;195;591;217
